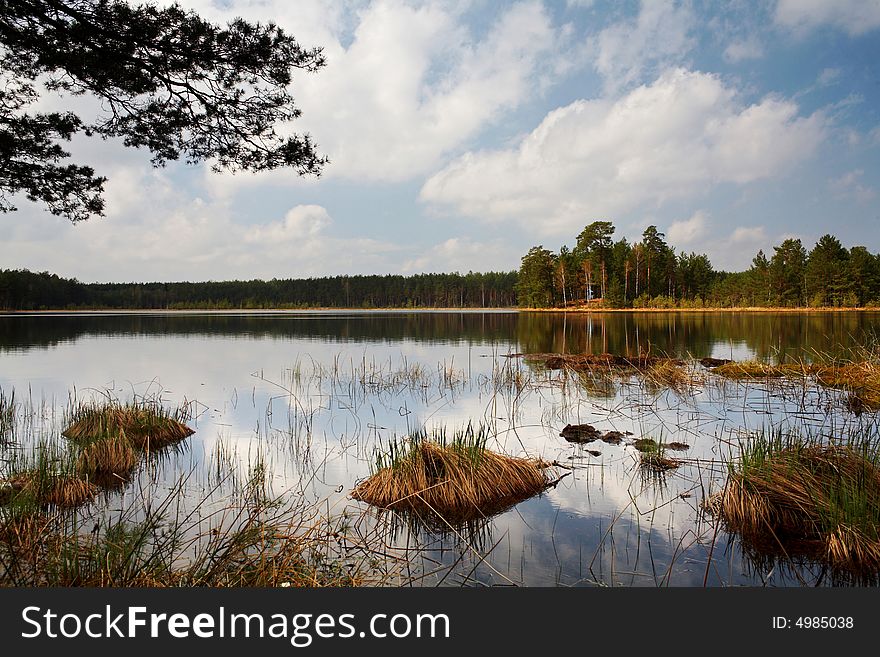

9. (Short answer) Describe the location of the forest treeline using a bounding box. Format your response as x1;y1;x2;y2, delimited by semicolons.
516;222;880;308
2;224;879;310
0;270;517;310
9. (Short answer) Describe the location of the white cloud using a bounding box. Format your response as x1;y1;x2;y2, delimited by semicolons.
817;67;842;86
1;196;402;282
593;0;695;92
420;68;826;235
401;237;519;274
244;205;332;243
775;0;880;36
723;36;764;63
185;0;564;186
730;226;768;244
829;169;877;203
667;210;708;245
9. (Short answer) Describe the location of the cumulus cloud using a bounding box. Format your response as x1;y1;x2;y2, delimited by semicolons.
183;0;564;186
775;0;880;36
723;36;764;63
420;68;826;235
592;0;695;92
730;226;768;244
667;210;708;245
0;196;401;282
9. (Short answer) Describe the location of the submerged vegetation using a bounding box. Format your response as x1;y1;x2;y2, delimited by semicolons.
523;349;880;410
352;426;555;529
707;431;880;581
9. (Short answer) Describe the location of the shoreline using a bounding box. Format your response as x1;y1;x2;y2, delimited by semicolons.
1;306;879;315
519;306;879;313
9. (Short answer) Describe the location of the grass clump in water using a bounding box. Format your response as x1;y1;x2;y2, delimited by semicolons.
708;431;880;579
635;439;681;472
352;424;553;527
1;445;99;511
814;362;880;411
63;401;194;451
74;433;140;488
0;472;99;509
713;361;806;379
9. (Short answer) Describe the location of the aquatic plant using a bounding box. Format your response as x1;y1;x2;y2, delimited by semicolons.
74;433;140;487
63;401;194;450
708;431;880;579
352;425;553;527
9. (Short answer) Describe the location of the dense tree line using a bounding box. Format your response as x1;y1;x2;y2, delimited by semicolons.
516;222;880;308
0;270;517;310
3;227;878;311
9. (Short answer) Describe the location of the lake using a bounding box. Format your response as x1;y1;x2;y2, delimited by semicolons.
2;309;879;586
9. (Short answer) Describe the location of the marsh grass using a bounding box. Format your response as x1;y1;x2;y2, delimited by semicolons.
709;430;880;579
0;471;99;509
0;440;99;511
0;454;392;587
711;356;880;411
352;424;552;528
63;401;194;451
74;433;140;487
0;389;14;440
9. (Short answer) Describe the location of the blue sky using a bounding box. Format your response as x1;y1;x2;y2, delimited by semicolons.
3;0;880;282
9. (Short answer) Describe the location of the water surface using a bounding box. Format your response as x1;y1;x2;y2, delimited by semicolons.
2;310;878;586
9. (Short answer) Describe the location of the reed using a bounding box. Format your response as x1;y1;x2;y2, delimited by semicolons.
63;401;194;450
709;431;880;578
352;425;552;527
75;433;140;487
0;465;389;587
0;389;15;439
0;471;99;509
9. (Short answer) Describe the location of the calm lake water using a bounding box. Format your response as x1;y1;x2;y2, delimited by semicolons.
2;310;879;586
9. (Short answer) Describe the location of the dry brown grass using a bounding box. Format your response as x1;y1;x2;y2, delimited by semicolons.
352;441;551;527
75;433;140;487
645;359;692;392
713;361;811;379
709;442;880;578
711;359;880;411
814;362;880;411
63;403;194;450
0;471;99;508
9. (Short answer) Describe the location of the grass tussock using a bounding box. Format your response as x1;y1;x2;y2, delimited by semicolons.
63;402;194;451
708;356;880;412
634;438;681;472
529;352;684;372
709;434;880;578
75;433;140;486
814;362;880;411
0;471;99;509
645;359;692;392
352;427;552;527
713;361;808;379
